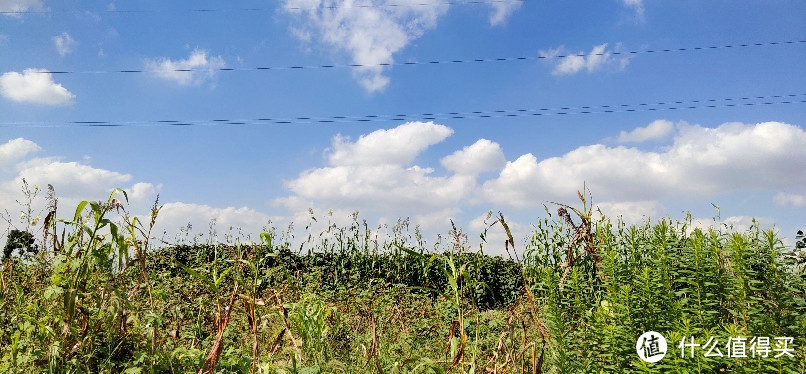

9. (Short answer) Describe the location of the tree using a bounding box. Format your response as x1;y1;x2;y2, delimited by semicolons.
2;229;38;260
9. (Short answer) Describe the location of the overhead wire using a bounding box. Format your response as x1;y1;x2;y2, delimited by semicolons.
2;93;803;128
33;40;806;75
4;6;804;128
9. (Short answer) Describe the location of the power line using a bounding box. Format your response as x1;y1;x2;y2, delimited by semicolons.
0;0;524;15
3;93;803;128
33;40;805;76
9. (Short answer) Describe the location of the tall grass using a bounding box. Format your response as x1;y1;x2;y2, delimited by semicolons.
1;185;804;373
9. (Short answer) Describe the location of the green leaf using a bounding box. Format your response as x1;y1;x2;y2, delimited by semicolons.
44;285;63;300
238;259;258;275
215;267;233;288
260;231;273;248
89;201;103;214
109;187;128;203
177;263;215;292
73;200;89;222
397;244;422;258
109;222;120;242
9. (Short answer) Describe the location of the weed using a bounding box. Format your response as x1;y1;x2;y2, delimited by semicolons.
1;184;804;372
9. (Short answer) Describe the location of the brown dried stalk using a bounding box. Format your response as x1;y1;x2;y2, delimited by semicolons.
266;288;300;360
198;285;239;374
551;189;601;287
490;212;548;374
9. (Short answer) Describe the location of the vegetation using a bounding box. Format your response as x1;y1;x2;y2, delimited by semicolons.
1;183;805;373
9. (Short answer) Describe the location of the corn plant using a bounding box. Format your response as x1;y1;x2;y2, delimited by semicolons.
3;183;805;373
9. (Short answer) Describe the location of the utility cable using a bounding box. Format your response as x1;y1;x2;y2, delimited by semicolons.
32;40;805;75
2;93;803;128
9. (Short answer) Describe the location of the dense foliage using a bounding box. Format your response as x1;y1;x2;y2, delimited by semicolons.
1;187;805;373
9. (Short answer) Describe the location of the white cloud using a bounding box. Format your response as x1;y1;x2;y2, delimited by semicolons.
276;123;529;253
617;120;675;143
144;49;226;86
0;141;139;247
283;0;449;92
6;158;132;200
278;121;486;231
0;138;41;167
328;121;453;166
152;202;272;243
282;164;476;212
483;121;806;207
468;212;531;256
774;192;806;208
53;32;77;56
687;216;777;235
0;69;76;105
481;153;555;207
0;0;44;17
621;0;645;21
128;182;163;205
720;216;776;232
0;138;274;248
594;200;663;224
487;0;522;26
415;207;461;231
441;138;506;175
540;43;631;76
282;120;806;244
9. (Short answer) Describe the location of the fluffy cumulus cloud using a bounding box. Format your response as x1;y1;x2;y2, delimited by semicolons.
0;69;76;105
152;203;272;242
0;138;271;247
774;192;806;208
4;119;803;254
540;43;631;76
278;122;509;224
283;0;448;92
0;138;41;167
482;121;806;207
686;216;777;236
128;182;164;205
283;163;476;212
53;32;77;56
328;121;453;166
468;211;531;254
0;0;44;17
0;143;136;247
441;138;506;175
594;200;664;224
616;119;675;143
277;120;806;251
5;158;132;200
145;49;226;86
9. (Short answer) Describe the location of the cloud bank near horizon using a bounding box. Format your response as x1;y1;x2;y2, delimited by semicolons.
1;119;803;253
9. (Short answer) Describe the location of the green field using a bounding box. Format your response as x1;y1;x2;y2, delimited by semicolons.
2;187;805;373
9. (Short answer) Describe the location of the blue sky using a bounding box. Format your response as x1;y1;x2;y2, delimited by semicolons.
1;0;805;253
